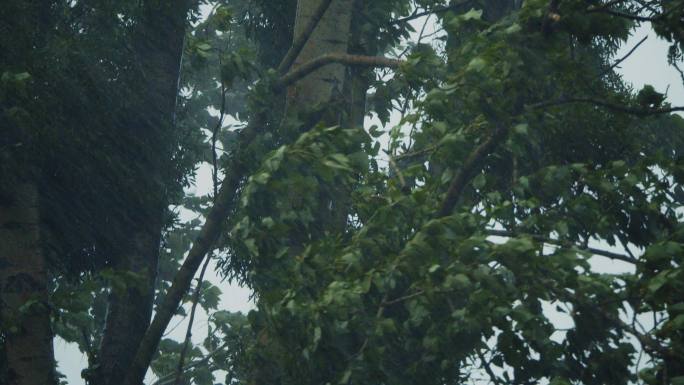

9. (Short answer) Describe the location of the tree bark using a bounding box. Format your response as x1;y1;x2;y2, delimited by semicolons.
0;178;56;385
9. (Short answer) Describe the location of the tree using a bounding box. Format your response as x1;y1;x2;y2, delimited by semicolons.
2;1;684;385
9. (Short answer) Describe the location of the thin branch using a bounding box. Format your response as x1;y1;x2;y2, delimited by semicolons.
529;97;684;116
212;55;227;198
389;1;472;26
275;54;403;89
394;145;437;161
382;290;424;306
388;156;407;188
172;255;212;385
437;126;508;217
600;35;648;77
152;341;230;385
673;61;684;86
588;8;659;21
476;349;502;385
276;0;335;74
484;229;638;264
586;0;631;12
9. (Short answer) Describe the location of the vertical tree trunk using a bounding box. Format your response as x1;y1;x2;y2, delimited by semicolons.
0;178;56;385
93;1;190;384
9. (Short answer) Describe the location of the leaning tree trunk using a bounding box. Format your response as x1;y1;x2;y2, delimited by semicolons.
0;177;56;385
92;1;190;384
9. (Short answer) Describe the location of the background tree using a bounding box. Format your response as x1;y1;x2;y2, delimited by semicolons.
2;1;684;385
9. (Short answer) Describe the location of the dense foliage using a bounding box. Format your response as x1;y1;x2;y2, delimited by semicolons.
2;0;684;385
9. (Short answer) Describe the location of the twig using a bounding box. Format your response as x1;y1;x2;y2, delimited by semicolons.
275;54;403;89
586;0;630;12
212;54;227;198
388;1;472;26
381;290;425;306
476;349;502;385
394;145;437;161
529;97;684;116
673;61;684;86
437;126;508;217
589;8;658;22
276;0;335;74
172;255;212;385
484;229;638;264
600;35;648;77
388;156;407;188
152;341;230;385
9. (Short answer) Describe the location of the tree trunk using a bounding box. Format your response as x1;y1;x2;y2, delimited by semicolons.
93;1;190;384
94;222;162;385
0;178;56;385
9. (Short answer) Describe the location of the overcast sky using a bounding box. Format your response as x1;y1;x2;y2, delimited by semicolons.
54;20;684;385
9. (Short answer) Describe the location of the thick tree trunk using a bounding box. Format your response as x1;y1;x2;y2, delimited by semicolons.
93;1;190;384
0;178;56;385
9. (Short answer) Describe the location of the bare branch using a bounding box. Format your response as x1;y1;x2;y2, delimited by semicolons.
476;349;502;385
601;35;648;76
152;341;230;385
587;7;658;21
674;61;684;86
529;97;684;116
389;0;473;26
275;54;402;89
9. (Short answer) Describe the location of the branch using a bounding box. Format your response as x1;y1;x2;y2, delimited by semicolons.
673;61;684;86
151;341;230;385
437;126;508;217
381;290;424;306
529;97;684;116
275;54;403;89
484;229;638;264
123;114;263;385
476;349;502;385
173;255;211;385
586;6;664;22
124;41;399;385
586;0;630;12
276;0;334;74
388;1;472;26
600;35;648;77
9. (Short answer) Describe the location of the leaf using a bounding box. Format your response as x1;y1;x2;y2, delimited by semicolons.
472;173;486;189
462;8;483;21
467;57;487;73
